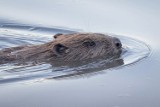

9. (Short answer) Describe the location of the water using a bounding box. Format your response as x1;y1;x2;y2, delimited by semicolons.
0;23;150;84
0;0;160;107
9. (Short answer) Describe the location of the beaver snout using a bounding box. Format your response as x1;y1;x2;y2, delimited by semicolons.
113;37;122;49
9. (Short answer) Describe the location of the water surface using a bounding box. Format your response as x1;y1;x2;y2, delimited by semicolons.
0;0;160;107
0;24;150;84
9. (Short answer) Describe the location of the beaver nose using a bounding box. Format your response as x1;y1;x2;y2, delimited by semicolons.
113;37;122;49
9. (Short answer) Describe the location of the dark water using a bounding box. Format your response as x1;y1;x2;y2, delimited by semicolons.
0;0;160;107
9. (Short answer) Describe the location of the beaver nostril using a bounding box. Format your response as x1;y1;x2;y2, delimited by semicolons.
113;37;122;49
115;42;122;49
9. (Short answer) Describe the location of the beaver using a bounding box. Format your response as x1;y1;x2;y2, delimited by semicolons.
0;33;122;65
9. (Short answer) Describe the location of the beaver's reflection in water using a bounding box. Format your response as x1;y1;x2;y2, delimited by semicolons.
49;56;124;80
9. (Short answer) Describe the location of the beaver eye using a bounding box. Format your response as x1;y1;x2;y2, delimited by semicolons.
83;41;96;47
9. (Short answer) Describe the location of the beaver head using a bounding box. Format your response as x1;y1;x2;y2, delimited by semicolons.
0;33;122;65
50;33;122;62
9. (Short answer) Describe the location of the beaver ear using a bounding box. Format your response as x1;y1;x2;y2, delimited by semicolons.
53;33;63;39
53;44;69;55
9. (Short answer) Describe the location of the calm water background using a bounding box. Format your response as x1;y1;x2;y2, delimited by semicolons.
0;0;160;107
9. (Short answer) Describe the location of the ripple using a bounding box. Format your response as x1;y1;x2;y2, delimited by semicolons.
0;24;150;84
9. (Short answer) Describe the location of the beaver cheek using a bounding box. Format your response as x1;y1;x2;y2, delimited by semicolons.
113;47;122;55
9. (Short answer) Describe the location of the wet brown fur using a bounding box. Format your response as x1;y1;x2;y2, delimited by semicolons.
0;33;122;64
